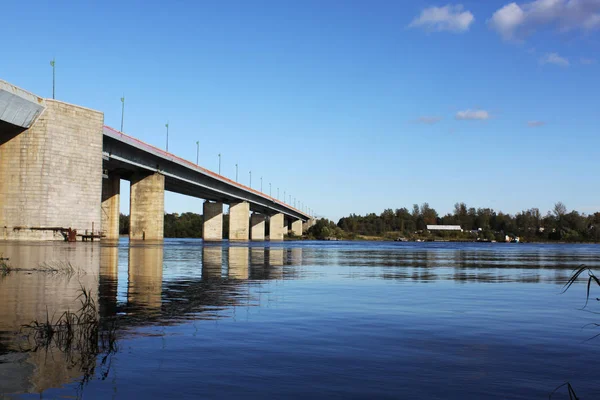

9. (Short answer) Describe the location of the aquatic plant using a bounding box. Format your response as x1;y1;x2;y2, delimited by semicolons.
548;265;600;399
20;286;118;388
0;254;11;275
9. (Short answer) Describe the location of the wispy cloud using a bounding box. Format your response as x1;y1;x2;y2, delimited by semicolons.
581;57;597;65
409;5;475;33
456;109;490;121
540;52;570;67
527;120;545;127
415;116;443;125
489;0;600;40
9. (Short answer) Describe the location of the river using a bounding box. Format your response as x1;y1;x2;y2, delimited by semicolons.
0;240;599;399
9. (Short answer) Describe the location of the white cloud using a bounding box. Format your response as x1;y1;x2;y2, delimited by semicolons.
489;0;600;40
581;57;597;64
540;52;570;66
527;120;546;127
455;109;490;120
409;5;475;33
415;116;443;124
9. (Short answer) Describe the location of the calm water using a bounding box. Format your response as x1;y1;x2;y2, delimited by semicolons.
1;240;600;399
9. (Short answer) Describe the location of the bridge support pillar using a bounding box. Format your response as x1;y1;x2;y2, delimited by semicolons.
101;174;120;240
269;213;285;241
203;201;223;241
291;219;303;237
229;201;250;241
250;213;266;241
129;172;164;240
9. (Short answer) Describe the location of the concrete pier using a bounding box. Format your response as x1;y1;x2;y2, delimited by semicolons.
129;172;165;240
291;219;303;237
250;213;266;241
229;201;250;241
203;201;223;241
101;174;120;240
269;213;285;241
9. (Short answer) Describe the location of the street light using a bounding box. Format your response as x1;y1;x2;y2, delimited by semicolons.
50;58;56;99
260;177;263;192
277;187;279;199
165;122;169;152
269;183;272;197
284;191;286;203
196;141;199;164
249;170;252;187
120;96;125;132
218;153;221;174
235;163;238;182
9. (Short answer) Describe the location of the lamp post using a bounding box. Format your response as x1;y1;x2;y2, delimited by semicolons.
120;96;125;132
218;154;221;174
196;141;199;164
294;197;296;207
50;58;56;99
260;177;263;192
249;170;252;188
277;187;279;200
269;183;271;197
165;122;169;152
235;164;238;182
284;191;286;204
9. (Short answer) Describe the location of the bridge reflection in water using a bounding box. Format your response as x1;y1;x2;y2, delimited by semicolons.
0;240;580;396
0;240;304;395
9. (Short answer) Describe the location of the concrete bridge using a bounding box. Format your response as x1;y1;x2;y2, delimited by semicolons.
0;79;312;241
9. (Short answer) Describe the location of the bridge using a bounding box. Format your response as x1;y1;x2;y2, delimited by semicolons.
0;79;313;241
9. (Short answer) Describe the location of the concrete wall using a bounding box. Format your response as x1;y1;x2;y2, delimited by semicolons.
101;174;120;240
269;213;285;241
250;213;266;241
129;172;165;240
203;201;223;241
291;219;303;236
229;201;250;241
0;100;104;240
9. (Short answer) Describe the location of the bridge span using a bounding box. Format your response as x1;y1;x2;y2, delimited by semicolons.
0;79;312;241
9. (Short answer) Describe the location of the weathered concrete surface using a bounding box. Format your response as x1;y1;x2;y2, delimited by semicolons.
269;213;285;241
129;172;165;240
203;201;223;241
229;201;250;241
0;79;45;128
101;174;120;240
0;99;103;240
291;219;303;237
250;213;266;241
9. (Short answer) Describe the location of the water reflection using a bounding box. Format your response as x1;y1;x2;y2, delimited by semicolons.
1;240;599;397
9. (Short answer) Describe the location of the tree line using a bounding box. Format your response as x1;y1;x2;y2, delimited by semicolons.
335;202;600;242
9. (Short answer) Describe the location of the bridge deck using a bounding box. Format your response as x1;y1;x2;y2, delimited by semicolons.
103;126;309;221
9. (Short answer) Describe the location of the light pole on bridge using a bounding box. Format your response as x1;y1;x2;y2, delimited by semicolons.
260;177;263;192
249;170;252;188
235;163;238;182
218;154;221;174
269;183;271;197
165;122;169;152
196;141;199;164
50;58;56;99
120;96;125;132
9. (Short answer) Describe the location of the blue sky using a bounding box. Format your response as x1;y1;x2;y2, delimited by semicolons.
2;1;599;221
